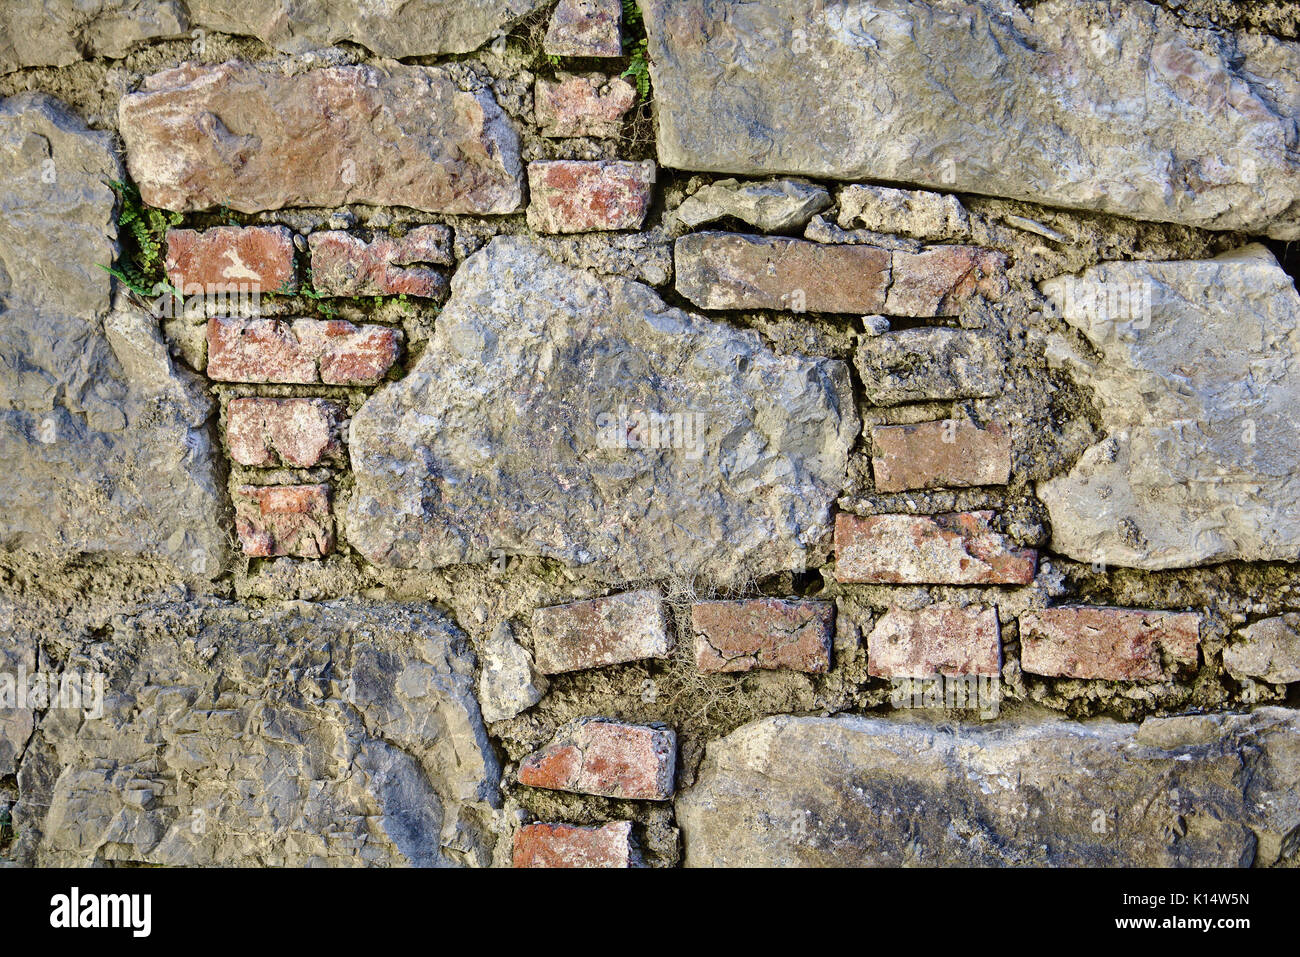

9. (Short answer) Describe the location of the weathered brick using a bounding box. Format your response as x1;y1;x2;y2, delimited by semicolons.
535;73;636;138
691;599;833;673
1020;607;1201;681
871;420;1012;492
165;225;296;293
227;398;347;468
512;821;635;868
856;328;1004;404
233;483;334;558
867;605;1002;678
531;589;670;674
526;160;655;233
674;232;890;313
544;0;622;57
307;226;452;298
518;718;676;800
834;511;1036;585
207;316;401;385
885;245;1007;316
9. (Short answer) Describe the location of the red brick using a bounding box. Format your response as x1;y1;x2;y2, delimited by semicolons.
518;718;676;800
885;245;1007;316
526;160;654;233
535;73;636;138
691;599;833;673
307;226;452;298
512;821;635;868
544;0;622;57
165;225;296;293
1019;606;1201;681
867;605;1002;678
227;398;347;468
531;589;670;674
207;316;401;385
834;511;1036;585
871;419;1011;492
233;483;334;558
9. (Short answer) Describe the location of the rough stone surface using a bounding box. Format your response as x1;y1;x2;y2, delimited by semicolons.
1225;616;1300;685
856;328;1004;405
526;160;655;233
0;634;35;776
838;185;970;240
676;708;1300;866
226;397;347;468
675;232;889;313
676;178;831;232
513;821;634;868
165;226;296;293
544;0;621;57
233;483;335;558
834;511;1036;585
535;73;636;138
477;621;547;724
13;598;500;867
518;718;676;800
348;237;857;585
0;94;225;578
531;589;670;675
308;227;452;299
642;0;1300;239
1020;607;1201;681
1040;246;1300;570
691;599;833;674
867;605;1002;678
119;61;523;214
871;420;1011;492
207;316;401;385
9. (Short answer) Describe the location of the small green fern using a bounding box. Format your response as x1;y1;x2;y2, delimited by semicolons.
620;1;650;100
101;179;182;297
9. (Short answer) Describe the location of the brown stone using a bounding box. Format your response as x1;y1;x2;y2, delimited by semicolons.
518;718;676;800
207;317;401;385
834;511;1037;585
885;245;1007;316
544;0;622;57
531;589;671;674
233;483;334;558
867;605;1002;678
226;398;347;468
308;226;452;298
535;73;636;138
526;160;655;233
119;60;523;214
512;821;635;868
1020;607;1201;681
691;599;833;673
871;419;1011;492
165;225;296;293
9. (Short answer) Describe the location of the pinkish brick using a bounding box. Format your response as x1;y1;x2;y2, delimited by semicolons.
871;419;1012;492
513;821;635;868
518;718;676;800
526;160;655;234
867;605;1002;678
227;397;347;468
1020;606;1201;681
544;0;622;57
834;511;1037;585
233;483;334;558
207;316;401;385
535;73;636;138
165;225;296;293
691;599;833;673
531;589;670;674
885;245;1007;316
307;226;452;298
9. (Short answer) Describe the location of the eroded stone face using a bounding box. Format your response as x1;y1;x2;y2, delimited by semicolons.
1039;245;1300;570
347;237;858;586
643;0;1300;238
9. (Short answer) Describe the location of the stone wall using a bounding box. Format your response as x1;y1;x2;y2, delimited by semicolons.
1;0;1299;868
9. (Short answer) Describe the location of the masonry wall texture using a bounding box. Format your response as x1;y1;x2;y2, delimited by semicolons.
2;0;1300;869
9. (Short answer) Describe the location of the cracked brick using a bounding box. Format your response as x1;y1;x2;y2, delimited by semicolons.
691;598;833;673
518;718;676;800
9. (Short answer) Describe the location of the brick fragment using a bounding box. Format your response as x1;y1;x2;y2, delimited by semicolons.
526;160;655;233
165;225;296;293
1019;606;1200;681
512;821;635;868
535;73;636;138
531;589;670;674
233;483;334;558
885;245;1007;316
307;226;452;298
207;316;401;385
867;605;1002;678
544;0;622;57
674;232;890;313
519;718;676;800
834;511;1036;585
227;398;347;468
871;419;1011;492
691;599;833;673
